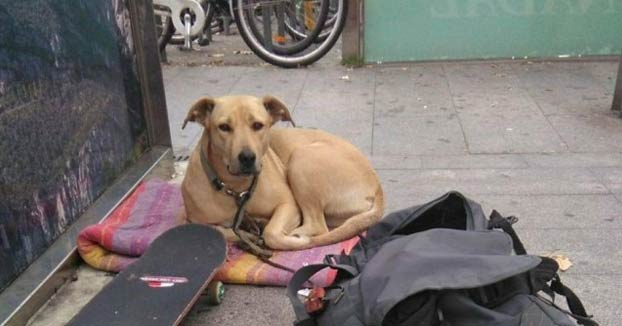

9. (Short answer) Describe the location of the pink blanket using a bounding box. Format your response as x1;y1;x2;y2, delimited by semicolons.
77;179;359;286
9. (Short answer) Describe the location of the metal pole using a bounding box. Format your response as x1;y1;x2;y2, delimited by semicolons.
612;53;622;115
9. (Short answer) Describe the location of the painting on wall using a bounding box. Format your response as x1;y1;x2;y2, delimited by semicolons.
0;0;147;291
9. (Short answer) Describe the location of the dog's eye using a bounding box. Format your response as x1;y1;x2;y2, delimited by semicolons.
252;122;264;131
218;124;232;132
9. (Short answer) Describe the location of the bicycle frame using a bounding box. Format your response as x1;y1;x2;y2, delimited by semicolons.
154;0;344;68
207;0;236;21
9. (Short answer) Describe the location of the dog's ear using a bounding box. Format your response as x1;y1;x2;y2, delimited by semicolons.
182;97;216;129
263;95;295;127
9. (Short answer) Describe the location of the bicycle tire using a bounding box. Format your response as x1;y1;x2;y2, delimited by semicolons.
233;0;348;68
311;0;339;43
243;0;329;55
285;0;339;43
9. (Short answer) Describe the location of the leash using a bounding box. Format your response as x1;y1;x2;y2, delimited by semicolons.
199;146;297;274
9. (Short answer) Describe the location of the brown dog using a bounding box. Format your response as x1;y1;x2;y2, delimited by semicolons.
181;95;384;250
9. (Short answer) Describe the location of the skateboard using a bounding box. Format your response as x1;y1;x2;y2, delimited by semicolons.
68;224;227;326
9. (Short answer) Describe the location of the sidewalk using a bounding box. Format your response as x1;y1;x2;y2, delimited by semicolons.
28;42;621;324
167;58;622;326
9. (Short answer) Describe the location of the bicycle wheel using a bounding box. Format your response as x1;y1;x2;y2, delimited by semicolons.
285;0;339;43
234;0;348;68
243;0;329;55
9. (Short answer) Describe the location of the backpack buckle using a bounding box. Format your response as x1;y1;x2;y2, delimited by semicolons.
324;254;339;265
487;210;519;229
304;288;327;315
303;286;346;315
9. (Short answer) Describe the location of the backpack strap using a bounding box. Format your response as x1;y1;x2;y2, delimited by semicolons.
287;263;358;326
487;210;527;255
549;275;599;326
488;210;598;325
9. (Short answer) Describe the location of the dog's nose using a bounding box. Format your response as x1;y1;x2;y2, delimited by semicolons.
238;149;256;168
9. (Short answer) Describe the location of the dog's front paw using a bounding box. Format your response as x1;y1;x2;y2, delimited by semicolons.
290;225;323;238
263;232;311;250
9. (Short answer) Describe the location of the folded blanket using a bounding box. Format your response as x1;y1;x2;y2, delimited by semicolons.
77;179;359;287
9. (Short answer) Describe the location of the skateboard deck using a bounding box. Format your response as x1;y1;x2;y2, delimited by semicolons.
68;224;226;326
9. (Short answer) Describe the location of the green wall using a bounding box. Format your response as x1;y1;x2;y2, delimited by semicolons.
364;0;622;63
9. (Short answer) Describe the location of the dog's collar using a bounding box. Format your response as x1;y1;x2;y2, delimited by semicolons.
199;146;257;205
199;145;266;256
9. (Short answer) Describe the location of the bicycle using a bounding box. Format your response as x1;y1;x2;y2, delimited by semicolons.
153;0;348;68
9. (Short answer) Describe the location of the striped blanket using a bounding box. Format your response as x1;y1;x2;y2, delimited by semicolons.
77;179;359;287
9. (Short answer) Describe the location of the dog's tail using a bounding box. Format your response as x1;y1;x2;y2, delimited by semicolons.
308;186;384;248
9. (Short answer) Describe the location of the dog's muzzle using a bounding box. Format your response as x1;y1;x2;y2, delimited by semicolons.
238;149;257;175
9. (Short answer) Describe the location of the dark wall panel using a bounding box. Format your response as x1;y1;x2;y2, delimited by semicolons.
0;0;147;290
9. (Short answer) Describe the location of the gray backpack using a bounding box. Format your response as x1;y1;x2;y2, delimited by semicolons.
287;191;598;326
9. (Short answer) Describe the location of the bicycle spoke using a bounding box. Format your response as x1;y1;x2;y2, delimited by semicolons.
275;3;286;44
239;0;321;10
261;3;274;52
232;0;347;67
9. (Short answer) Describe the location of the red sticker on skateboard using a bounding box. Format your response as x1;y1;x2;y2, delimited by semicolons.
140;276;189;288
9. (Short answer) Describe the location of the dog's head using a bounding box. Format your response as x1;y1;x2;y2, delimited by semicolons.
182;95;294;176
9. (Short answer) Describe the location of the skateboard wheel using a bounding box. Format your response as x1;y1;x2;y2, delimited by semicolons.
206;281;224;305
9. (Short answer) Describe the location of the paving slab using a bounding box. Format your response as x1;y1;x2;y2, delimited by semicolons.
370;156;423;170
459;111;568;153
294;71;375;154
590;168;622;198
556;274;622;325
444;63;542;117
582;61;619;90
590;167;622;184
298;66;376;97
373;113;468;156
375;66;455;117
371;154;528;170
518;228;622;275
182;285;293;326
521;152;622;168
27;267;113;326
511;61;615;115
475;194;622;229
378;168;609;213
443;63;522;95
228;67;308;106
547;113;622;152
453;92;543;116
419;154;528;169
